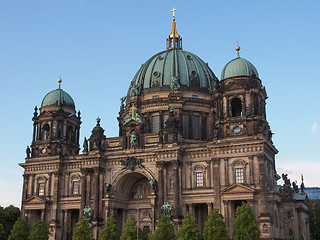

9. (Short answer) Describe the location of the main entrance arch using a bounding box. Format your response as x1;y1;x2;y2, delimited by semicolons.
104;169;156;232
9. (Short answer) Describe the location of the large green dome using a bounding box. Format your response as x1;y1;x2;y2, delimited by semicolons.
221;57;259;80
127;49;218;97
41;88;75;109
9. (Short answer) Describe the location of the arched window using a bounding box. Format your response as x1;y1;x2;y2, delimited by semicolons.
42;123;50;140
231;98;242;117
231;160;247;184
193;164;206;188
36;176;47;196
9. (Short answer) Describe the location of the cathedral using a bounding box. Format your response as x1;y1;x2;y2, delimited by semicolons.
20;9;310;240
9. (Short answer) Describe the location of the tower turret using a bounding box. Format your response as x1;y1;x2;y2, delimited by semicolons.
30;78;81;158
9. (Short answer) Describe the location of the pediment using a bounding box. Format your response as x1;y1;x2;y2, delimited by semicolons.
221;183;255;195
38;111;53;118
25;195;49;204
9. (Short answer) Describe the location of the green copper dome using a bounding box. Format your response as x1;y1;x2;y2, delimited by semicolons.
221;57;259;80
127;49;218;97
41;88;75;109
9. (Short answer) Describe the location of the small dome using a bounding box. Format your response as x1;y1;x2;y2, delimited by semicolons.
221;57;259;80
41;88;75;109
127;49;218;98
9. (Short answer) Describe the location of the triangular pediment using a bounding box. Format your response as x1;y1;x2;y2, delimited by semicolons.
38;111;53;118
25;195;48;204
221;183;255;195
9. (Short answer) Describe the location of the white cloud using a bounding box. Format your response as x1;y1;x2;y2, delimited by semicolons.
311;122;318;133
277;161;320;187
0;180;22;208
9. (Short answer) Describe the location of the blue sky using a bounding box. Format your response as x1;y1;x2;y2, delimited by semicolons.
0;0;319;207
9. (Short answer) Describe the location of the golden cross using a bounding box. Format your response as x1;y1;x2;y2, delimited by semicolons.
171;7;177;18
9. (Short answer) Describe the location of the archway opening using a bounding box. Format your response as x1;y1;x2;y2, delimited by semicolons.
231;98;242;117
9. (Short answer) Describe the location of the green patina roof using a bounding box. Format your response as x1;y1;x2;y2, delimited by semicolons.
127;49;218;98
41;88;75;109
221;57;259;80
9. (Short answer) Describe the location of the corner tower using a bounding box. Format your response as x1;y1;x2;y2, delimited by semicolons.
30;78;81;157
213;45;271;142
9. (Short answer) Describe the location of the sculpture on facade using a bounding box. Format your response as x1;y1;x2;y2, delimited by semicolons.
129;131;137;148
26;146;31;158
83;137;88;152
120;156;144;171
161;202;172;216
170;76;180;92
104;182;112;194
83;206;92;222
148;178;158;192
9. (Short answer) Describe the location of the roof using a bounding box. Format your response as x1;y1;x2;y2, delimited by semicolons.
41;88;75;109
127;49;218;99
221;57;259;80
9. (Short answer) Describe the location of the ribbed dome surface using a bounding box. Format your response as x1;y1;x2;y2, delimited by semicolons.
127;49;218;97
41;88;75;109
221;57;259;80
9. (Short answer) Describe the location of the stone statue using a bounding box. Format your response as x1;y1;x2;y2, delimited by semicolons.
148;178;157;192
104;182;112;194
121;156;144;171
292;181;299;193
120;96;126;109
26;146;31;158
129;131;137;148
300;175;305;193
130;83;139;96
83;206;92;221
282;173;291;186
161;202;172;216
170;76;180;92
83;137;88;152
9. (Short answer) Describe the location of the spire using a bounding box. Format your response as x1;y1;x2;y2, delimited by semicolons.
166;7;182;50
236;42;241;58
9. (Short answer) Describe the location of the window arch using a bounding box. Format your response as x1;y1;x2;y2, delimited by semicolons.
35;175;48;196
231;159;248;184
42;123;50;140
70;173;81;196
231;98;242;117
192;164;206;188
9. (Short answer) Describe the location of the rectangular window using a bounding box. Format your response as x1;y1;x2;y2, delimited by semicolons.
235;168;244;183
182;115;189;138
72;181;79;195
192;115;200;139
196;172;204;187
201;116;207;140
38;183;45;196
152;116;160;133
170;179;174;190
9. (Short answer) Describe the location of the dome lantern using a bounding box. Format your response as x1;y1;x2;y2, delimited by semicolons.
166;7;182;50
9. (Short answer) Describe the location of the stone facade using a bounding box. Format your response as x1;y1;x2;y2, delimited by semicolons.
20;18;310;240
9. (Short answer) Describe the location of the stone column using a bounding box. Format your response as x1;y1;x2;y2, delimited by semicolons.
207;202;213;215
80;168;88;218
212;158;221;210
33;122;37;142
156;162;164;216
93;167;101;223
22;174;29;201
49;170;62;240
172;161;180;217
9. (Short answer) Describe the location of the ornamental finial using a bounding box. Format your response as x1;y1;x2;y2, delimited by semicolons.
236;42;241;58
58;75;62;89
167;7;182;50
